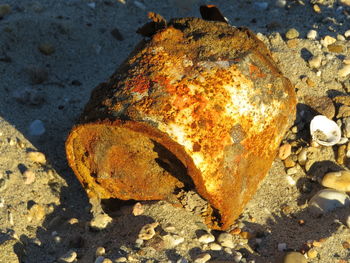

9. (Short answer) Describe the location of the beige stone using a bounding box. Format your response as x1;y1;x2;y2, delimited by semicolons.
322;171;350;192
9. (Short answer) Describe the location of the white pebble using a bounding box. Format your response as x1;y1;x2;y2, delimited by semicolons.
163;234;184;248
95;247;105;256
346;215;350;228
309;189;350;214
27;151;46;164
58;250;77;263
217;233;234;248
308;55;322;69
275;0;286;8
337;34;346;41
194;253;211;263
339;64;350;77
278;242;287;251
138;222;159;240
320;35;336;47
29;120;45;136
89;213;112;230
233;251;243;262
345;29;350;38
208;242;221;250
198;233;215;243
322;171;350;192
287;167;298;175
23;170;36;184
285;175;296;186
307;30;318;40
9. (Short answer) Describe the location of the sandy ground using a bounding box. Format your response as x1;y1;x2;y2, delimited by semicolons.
1;0;350;262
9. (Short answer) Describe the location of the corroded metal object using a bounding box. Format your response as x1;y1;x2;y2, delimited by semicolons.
66;15;296;230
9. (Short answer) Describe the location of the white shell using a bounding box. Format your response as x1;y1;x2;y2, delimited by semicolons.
310;115;341;146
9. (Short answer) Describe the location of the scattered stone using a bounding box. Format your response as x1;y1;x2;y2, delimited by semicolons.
68;218;79;225
138;222;159;240
313;4;321;13
230;227;241;235
286;39;299;48
95;256;110;263
115;257;127;263
339;64;350;77
321;36;336;47
27;204;46;222
58;250;77;263
342;241;350;249
337;145;347;165
309;189;350;214
198;233;215;244
284;157;296;168
23;170;36;184
283;251;307;263
342;117;350;138
297;148;308;166
337;34;346;41
308;55;322;69
346;215;350;228
286;175;296;186
276;0;286;8
278;242;287;251
339;0;350;6
307;30;317;40
27;151;46;164
345;30;350;39
208;242;221;250
337;105;350;118
279;143;292;160
0;4;11;18
306;77;315;87
322;171;350;192
217;233;234;248
29;120;46;136
163;234;185;248
90;213;112;230
132;202;144;216
285;28;299;40
307;248;318;259
96;247;105;256
193;253;211;263
328;44;344;53
233;251;243;263
286;167;298;175
38;43;55;55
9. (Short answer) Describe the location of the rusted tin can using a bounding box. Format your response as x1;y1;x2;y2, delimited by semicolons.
66;16;296;230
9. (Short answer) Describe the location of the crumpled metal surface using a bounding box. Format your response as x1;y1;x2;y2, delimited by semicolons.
66;15;296;230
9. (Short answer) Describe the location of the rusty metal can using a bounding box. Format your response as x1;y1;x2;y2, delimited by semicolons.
66;16;296;230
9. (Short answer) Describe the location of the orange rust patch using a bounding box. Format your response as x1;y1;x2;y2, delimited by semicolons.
126;75;151;94
249;63;267;79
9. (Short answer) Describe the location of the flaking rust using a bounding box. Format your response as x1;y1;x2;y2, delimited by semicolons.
66;13;296;230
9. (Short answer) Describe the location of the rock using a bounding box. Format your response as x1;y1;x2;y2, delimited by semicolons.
132;202;144;216
208;242;221;250
322;171;350;192
115;258;127;262
337;105;350;118
283;251;307;263
285;28;299;39
308;55;322;69
309;189;350;214
286;167;298;175
38;43;55;55
338;64;350;77
297;148;308;166
328;44;344;53
65;17;297;231
307;248;318;259
217;233;234;248
162;234;184;248
304;95;335;119
27;204;46;222
307;30;318;40
278;143;292;160
284;157;296;168
345;30;350;38
198;233;215;243
337;34;346;41
138;222;159;240
28;120;46;136
276;0;286;8
342;117;350;138
23;170;36;184
336;145;347;165
339;0;350;6
313;4;321;13
321;36;336;47
96;247;105;256
26;151;46;165
233;251;243;263
89;213;112;230
58;250;77;263
0;4;11;18
194;253;211;263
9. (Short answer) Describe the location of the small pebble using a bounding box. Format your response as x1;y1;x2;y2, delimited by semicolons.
96;247;105;256
58;250;77;263
194;253;211;263
297;148;308;166
345;30;350;38
132;202;144;216
309;189;350;214
342;241;350;249
307;248;318;259
208;242;221;250
163;234;184;248
198;233;215;244
275;0;286;8
90;213;112;230
283;251;307;263
138;222;159;240
284;157;296;168
313;4;321;13
322;171;350;192
346;215;350;228
27;151;46;164
328;44;344;53
278;243;287;251
27;204;46;222
23;170;36;184
321;36;336;47
115;257;127;263
286;175;296;186
339;64;350;77
337;105;350;118
0;4;11;18
308;55;322;68
285;28;299;40
337;34;346;41
279;143;292;160
38;43;55;55
29;120;46;136
286;167;298;175
233;251;243;262
307;30;317;40
217;232;234;248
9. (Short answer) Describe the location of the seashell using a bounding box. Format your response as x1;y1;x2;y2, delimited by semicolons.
310;115;341;146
